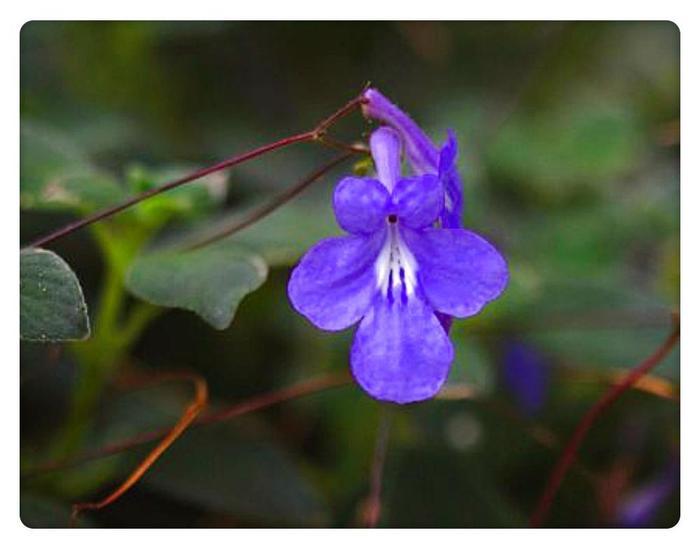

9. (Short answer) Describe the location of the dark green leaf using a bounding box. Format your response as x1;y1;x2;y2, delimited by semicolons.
146;422;328;526
385;440;526;527
125;242;268;329
20;248;90;341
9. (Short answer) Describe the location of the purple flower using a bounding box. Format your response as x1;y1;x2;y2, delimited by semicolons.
288;126;508;404
502;341;550;416
362;88;464;228
617;460;679;527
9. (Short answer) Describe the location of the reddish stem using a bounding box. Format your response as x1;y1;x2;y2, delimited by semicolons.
25;94;366;250
529;321;680;527
198;372;349;426
70;372;208;525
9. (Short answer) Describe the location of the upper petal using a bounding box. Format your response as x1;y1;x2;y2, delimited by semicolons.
350;293;454;404
392;174;443;229
403;228;508;318
288;232;385;331
369;127;402;191
333;176;390;235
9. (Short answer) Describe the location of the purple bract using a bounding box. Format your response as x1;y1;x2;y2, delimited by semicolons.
288;94;508;404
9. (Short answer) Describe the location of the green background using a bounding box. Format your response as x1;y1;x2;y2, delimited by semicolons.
20;21;679;528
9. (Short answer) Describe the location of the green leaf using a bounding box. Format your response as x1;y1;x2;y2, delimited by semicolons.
20;248;90;341
145;422;328;526
125;241;268;329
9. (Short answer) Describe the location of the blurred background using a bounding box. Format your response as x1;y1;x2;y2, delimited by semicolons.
20;21;679;528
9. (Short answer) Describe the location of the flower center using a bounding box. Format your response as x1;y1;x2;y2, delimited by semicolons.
375;222;418;301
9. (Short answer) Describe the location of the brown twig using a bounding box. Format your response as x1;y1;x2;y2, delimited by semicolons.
529;319;680;527
27;372;350;477
25;93;367;250
70;371;208;526
187;151;357;250
198;371;350;426
317;135;369;155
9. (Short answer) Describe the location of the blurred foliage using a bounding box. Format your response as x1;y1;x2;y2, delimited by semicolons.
145;421;328;526
20;21;679;528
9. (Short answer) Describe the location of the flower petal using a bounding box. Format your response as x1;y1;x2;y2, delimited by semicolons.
403;228;508;318
350;294;453;403
333;177;390;235
288;232;385;331
392;174;443;229
369;127;402;191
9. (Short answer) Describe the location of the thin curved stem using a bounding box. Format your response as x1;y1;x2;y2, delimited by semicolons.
70;371;208;526
198;371;350;426
529;319;680;527
25;94;367;250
